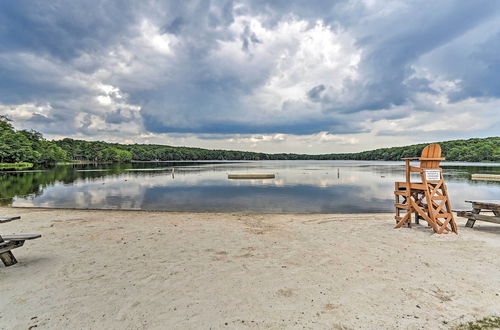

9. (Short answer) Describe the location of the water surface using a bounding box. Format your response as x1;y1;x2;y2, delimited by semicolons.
1;161;499;213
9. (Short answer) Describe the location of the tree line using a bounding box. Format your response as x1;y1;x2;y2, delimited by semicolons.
0;116;498;164
329;137;500;162
52;136;500;163
0;116;67;164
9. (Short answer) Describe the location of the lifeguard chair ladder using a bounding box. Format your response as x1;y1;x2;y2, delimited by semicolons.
394;144;458;234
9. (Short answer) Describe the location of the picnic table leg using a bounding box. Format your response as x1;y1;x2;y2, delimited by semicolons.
0;251;17;266
0;235;18;266
465;208;481;228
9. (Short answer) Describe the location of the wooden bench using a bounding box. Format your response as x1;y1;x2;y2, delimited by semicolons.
0;216;41;267
455;200;500;228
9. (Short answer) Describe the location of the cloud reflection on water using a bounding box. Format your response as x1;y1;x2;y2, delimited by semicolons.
8;161;500;213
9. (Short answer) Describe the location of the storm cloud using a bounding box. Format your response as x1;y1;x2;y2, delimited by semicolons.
0;0;499;152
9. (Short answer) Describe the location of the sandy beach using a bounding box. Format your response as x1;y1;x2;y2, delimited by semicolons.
0;207;499;329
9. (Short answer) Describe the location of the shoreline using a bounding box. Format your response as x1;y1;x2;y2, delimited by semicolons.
9;205;393;215
0;207;499;329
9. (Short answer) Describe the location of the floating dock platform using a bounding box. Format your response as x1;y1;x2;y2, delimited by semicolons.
471;174;500;181
228;173;275;179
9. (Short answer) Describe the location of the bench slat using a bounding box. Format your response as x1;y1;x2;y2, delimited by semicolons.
456;211;500;225
0;216;21;223
1;234;41;241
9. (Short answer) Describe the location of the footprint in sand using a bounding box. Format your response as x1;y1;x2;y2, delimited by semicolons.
276;288;293;297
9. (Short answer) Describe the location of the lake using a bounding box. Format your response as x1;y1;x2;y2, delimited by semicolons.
1;161;499;213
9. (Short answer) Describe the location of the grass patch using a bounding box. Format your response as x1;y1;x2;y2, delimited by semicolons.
0;162;33;170
455;316;500;329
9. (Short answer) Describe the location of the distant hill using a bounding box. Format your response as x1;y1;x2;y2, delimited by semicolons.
1;116;498;163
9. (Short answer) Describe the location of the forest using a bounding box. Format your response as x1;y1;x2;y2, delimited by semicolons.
1;116;499;164
0;116;67;165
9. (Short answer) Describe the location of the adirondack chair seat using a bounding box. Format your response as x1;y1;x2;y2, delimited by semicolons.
395;182;428;191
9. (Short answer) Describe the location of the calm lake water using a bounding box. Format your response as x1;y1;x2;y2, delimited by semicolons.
1;161;499;213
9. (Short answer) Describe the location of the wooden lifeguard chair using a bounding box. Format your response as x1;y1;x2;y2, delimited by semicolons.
394;144;458;234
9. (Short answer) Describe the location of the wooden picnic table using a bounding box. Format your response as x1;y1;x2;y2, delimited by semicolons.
456;200;500;228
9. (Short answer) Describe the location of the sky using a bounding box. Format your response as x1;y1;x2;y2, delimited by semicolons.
0;0;499;154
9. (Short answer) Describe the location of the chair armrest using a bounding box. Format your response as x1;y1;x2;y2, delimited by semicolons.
401;157;419;160
418;157;445;160
409;166;423;172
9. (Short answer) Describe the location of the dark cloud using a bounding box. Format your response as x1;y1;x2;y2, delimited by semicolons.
447;31;500;101
143;112;367;135
241;24;262;51
105;109;135;124
26;113;52;124
0;0;499;142
321;1;500;113
163;17;185;35
307;85;326;102
0;1;137;60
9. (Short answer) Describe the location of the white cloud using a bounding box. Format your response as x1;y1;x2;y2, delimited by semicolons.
0;103;53;121
211;16;361;120
228;133;287;144
139;20;178;55
315;132;360;145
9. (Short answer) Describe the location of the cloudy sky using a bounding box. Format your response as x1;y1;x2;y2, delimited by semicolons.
1;0;499;153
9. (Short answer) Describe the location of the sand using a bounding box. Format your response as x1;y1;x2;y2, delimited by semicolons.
0;207;499;330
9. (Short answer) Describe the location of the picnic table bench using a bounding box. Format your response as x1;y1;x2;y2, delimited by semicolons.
456;200;500;228
0;216;21;223
0;216;41;267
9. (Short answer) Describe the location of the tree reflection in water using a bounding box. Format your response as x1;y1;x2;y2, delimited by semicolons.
1;161;499;213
